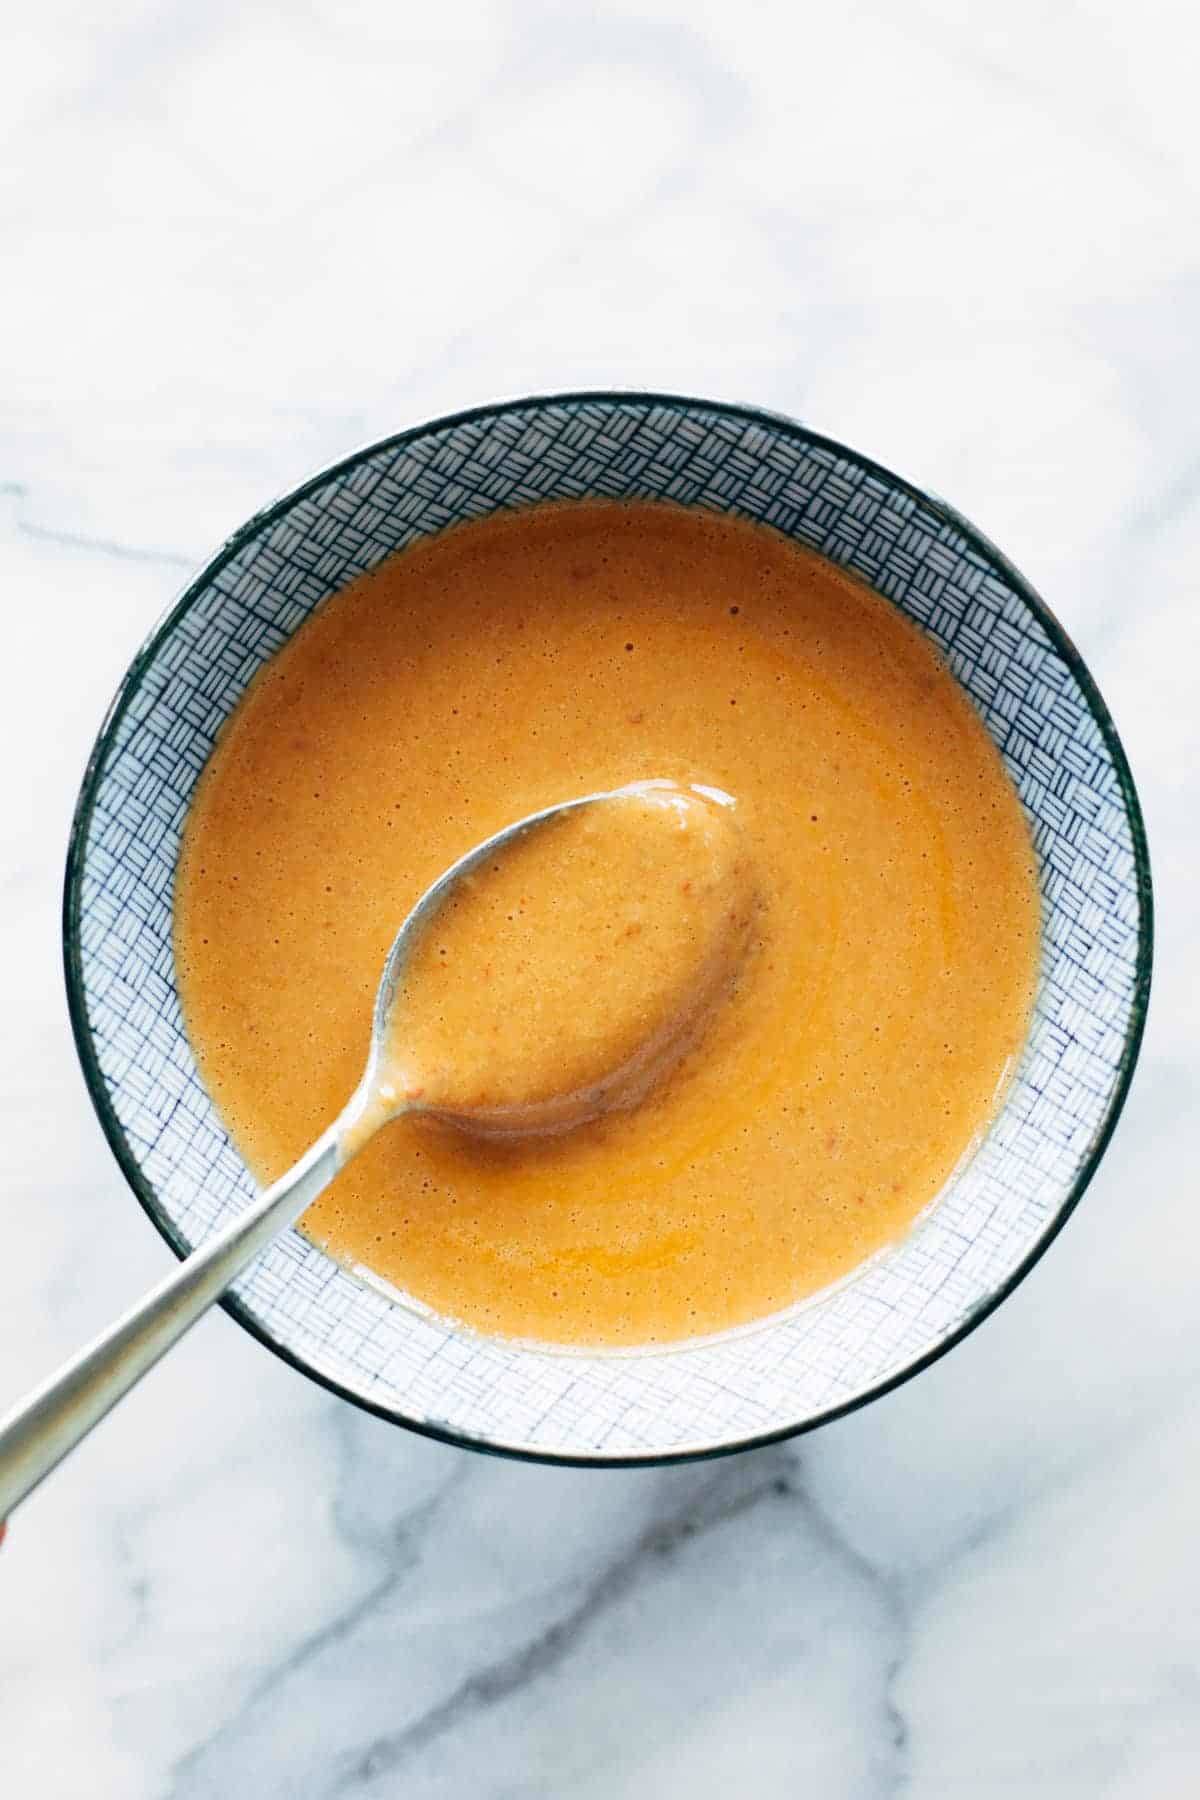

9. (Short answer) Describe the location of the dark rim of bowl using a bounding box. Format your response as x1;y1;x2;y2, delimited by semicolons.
62;391;1155;1468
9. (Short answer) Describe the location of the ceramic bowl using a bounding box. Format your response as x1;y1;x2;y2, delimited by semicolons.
64;393;1152;1464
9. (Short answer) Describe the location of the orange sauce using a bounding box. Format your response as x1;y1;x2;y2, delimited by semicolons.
174;500;1039;1346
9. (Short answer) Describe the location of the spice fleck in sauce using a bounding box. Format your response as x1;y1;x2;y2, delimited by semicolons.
174;500;1039;1347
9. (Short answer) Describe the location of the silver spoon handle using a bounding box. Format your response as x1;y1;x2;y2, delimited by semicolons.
0;1127;341;1520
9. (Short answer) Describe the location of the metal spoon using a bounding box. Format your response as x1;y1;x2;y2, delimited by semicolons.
0;788;640;1520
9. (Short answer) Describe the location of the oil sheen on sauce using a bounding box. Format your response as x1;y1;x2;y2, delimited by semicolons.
174;500;1040;1348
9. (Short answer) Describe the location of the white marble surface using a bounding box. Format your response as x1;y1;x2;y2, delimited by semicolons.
0;2;1195;1793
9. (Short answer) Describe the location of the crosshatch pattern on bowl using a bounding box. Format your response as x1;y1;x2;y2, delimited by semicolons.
71;396;1147;1460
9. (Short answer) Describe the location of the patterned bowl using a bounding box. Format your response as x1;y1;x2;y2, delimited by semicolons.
64;394;1152;1465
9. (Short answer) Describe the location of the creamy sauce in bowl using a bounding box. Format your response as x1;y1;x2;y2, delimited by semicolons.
174;499;1039;1347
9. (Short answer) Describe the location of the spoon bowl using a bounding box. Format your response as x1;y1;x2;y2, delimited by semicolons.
349;778;750;1146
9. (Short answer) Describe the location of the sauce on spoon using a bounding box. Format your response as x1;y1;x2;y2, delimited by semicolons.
343;781;755;1151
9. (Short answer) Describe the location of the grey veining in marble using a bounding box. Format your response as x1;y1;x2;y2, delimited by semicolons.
1;2;1196;1794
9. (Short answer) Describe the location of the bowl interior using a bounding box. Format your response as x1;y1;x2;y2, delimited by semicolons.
67;395;1149;1462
